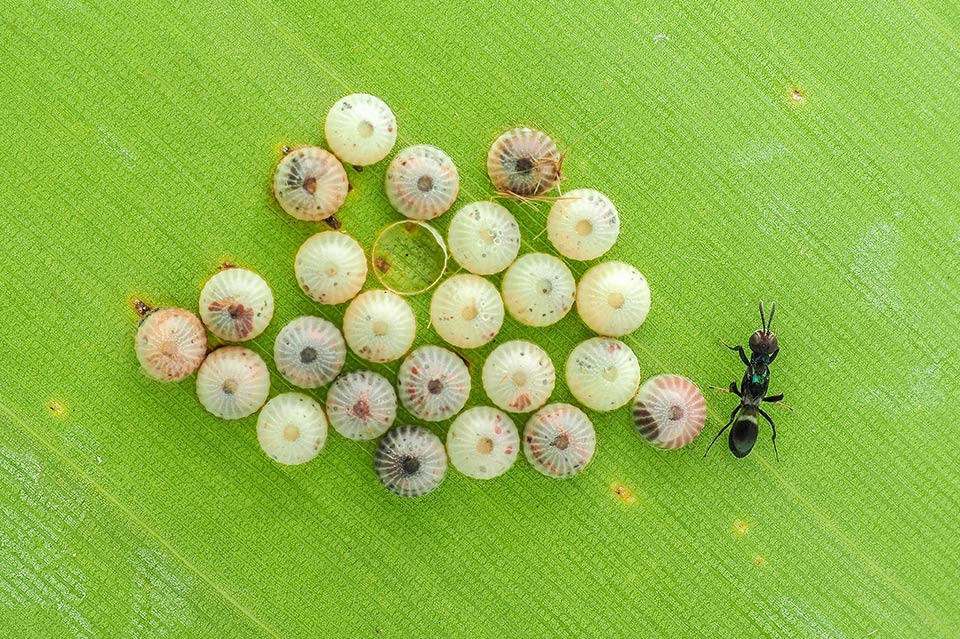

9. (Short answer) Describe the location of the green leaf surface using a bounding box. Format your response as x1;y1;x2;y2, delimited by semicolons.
2;1;958;637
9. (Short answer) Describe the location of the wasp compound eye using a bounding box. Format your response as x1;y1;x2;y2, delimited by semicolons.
272;146;349;221
487;128;562;198
374;425;447;497
565;337;640;412
447;201;520;275
294;231;368;305
326;370;397;441
342;290;417;363
385;145;460;221
576;261;650;337
501;253;576;327
523;403;596;479
257;393;328;465
397;345;471;422
481;340;555;414
199;267;274;342
446;406;519;480
324;93;397;166
135;307;207;382
429;274;504;349
195;346;271;420
547;189;620;261
633;375;706;449
273;316;346;389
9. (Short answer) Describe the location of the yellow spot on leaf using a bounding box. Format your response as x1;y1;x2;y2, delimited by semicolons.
752;554;767;567
733;519;750;536
48;400;68;418
611;482;636;505
789;86;806;105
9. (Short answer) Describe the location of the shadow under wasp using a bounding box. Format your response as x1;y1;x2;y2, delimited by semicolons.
704;300;791;460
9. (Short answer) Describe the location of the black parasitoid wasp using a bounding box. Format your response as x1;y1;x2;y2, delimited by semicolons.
704;300;791;460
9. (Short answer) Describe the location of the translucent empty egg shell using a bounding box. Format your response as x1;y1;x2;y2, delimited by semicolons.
397;345;471;422
374;425;447;498
481;340;555;413
501;253;576;327
135;307;207;382
632;375;706;449
565;337;641;411
446;406;519;480
429;274;504;349
273;316;346;389
447;201;521;275
385;145;460;220
326;370;397;440
195;346;270;420
294;231;368;305
576;261;651;337
198;267;274;342
523;403;596;479
257;393;328;465
343;290;417;363
324;93;397;166
487;128;562;198
272;146;349;221
370;220;448;295
547;189;620;261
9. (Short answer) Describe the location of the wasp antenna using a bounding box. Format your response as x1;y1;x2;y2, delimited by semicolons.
768;301;776;333
759;299;767;331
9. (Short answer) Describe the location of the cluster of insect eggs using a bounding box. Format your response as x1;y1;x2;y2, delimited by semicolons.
135;93;702;496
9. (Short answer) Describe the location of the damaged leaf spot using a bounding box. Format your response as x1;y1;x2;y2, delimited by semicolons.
611;482;636;505
48;400;68;417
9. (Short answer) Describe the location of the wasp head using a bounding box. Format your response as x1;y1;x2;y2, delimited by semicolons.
749;300;778;355
749;329;778;356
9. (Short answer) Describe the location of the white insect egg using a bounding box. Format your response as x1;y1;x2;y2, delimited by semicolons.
501;253;576;327
487;127;562;198
385;145;460;220
195;346;270;420
325;370;397;440
481;340;555;413
446;406;519;480
547;189;620;261
324;93;397;166
342;290;417;363
565;337;641;411
523;403;596;479
374;425;447;498
272;146;349;221
134;307;207;382
198;267;274;342
632;375;707;449
273;316;346;389
576;261;651;337
429;274;504;349
256;393;328;465
397;345;471;422
446;201;521;275
294;231;368;305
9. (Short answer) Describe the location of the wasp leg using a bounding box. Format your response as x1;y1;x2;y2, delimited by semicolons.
769;348;779;363
758;407;780;462
703;405;741;458
719;338;750;366
762;393;794;411
708;383;741;397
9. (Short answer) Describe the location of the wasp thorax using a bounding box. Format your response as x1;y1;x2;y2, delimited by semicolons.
749;330;778;355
